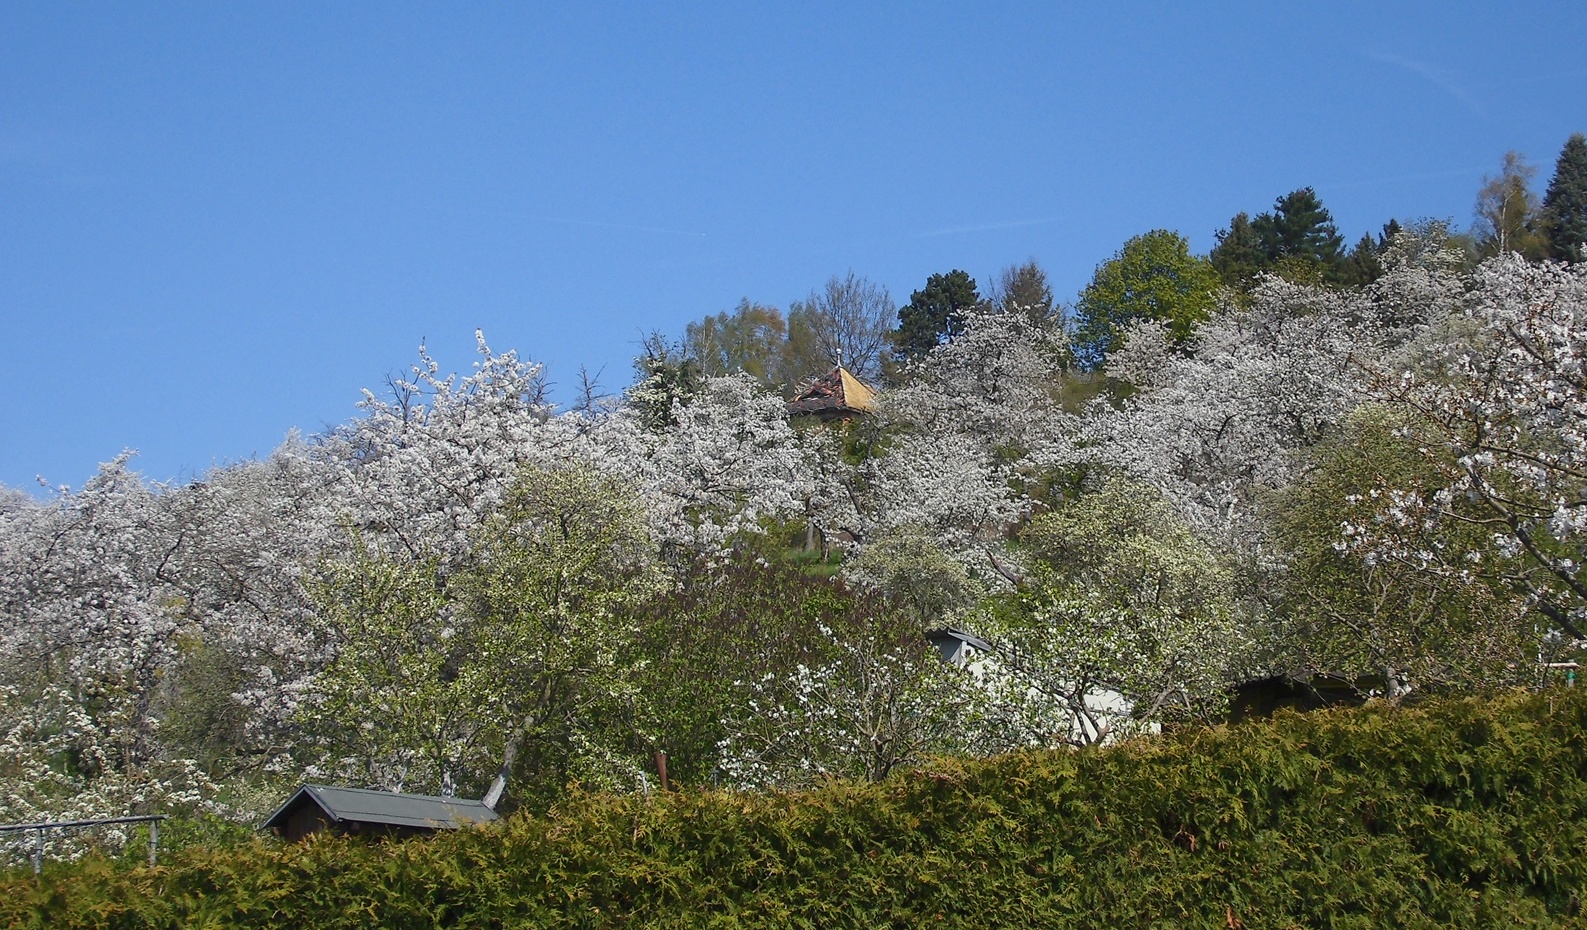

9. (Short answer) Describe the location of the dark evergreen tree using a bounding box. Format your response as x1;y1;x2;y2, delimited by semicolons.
1253;187;1345;273
627;333;702;432
1209;212;1267;290
1541;132;1587;263
893;270;981;361
1336;232;1385;287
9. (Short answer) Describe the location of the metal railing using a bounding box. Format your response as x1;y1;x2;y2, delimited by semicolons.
0;814;166;876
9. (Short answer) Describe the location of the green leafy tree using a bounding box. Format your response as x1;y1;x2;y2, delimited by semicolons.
684;299;787;387
841;528;981;630
1541;132;1587;263
893;269;981;362
1071;230;1219;370
1474;150;1546;260
985;477;1248;740
304;466;662;809
459;466;663;809
303;547;488;794
716;593;996;787
618;552;843;787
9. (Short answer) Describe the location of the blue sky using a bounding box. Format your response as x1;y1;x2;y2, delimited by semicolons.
3;2;1585;491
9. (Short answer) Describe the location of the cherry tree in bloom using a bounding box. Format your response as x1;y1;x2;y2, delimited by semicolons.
1352;255;1587;643
312;331;557;568
882;304;1069;455
604;373;814;558
817;307;1069;589
1072;247;1463;559
0;457;218;839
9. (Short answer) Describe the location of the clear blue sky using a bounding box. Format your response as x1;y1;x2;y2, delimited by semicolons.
3;2;1584;491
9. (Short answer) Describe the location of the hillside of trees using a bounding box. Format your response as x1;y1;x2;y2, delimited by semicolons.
2;134;1586;859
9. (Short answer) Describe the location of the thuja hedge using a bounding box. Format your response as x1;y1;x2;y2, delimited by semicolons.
6;689;1587;929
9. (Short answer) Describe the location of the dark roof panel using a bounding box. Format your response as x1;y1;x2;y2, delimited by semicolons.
925;627;994;654
263;784;500;833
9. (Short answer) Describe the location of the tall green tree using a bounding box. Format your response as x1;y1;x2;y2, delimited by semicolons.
1335;232;1386;287
684;299;787;387
1269;406;1532;697
304;466;662;809
1253;187;1345;276
893;269;981;362
457;466;663;809
1541;132;1587;263
1212;189;1351;288
1209;212;1266;290
991;259;1056;325
1474;150;1546;260
1071;230;1219;370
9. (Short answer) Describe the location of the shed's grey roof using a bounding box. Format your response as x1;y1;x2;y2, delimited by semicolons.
263;784;500;833
925;626;993;653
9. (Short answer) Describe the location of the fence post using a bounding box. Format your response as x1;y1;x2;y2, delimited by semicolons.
148;819;158;867
33;827;43;877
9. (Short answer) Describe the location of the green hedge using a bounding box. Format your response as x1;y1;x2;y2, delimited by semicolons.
5;689;1587;928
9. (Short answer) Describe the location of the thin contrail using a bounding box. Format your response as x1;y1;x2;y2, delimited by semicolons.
1363;50;1485;116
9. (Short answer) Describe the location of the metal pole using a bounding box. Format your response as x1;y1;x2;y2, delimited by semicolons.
33;827;43;877
148;819;158;867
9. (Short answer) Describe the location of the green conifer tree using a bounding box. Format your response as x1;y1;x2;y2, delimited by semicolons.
1253;187;1345;275
1541;133;1587;263
893;270;981;362
1209;212;1267;290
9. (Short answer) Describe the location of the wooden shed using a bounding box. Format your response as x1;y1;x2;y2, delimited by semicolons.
263;784;499;842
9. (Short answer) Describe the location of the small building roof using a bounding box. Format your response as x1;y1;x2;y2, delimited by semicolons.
786;366;877;419
925;626;994;654
262;784;499;834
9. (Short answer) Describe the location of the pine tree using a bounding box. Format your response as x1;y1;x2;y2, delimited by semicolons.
1253;187;1345;274
1541;133;1587;263
893;270;981;362
1209;212;1266;290
1336;232;1385;287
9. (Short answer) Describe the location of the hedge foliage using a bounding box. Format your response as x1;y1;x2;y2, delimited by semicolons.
5;689;1587;929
